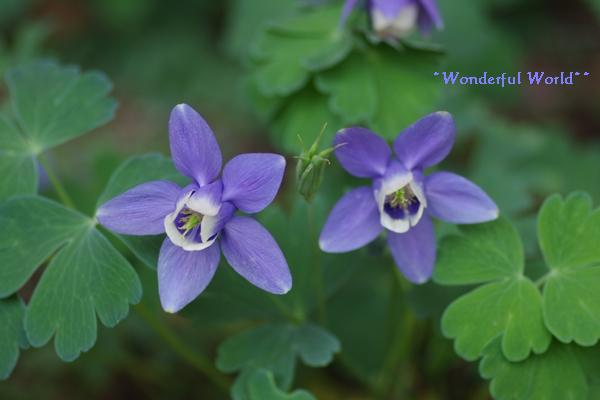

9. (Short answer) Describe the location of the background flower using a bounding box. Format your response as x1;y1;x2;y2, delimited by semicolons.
341;0;443;38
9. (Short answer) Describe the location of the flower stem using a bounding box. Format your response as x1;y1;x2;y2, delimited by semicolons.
308;204;327;325
376;267;416;398
133;302;231;393
38;155;76;209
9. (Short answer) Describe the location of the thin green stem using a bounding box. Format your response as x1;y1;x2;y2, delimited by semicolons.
308;204;327;325
376;267;416;398
269;294;304;323
38;155;76;209
133;302;231;393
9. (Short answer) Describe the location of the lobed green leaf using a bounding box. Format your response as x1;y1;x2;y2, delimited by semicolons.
442;279;550;362
0;196;88;297
434;217;524;286
538;193;600;345
231;369;316;400
250;5;353;97
0;297;28;380
0;196;141;363
25;227;142;361
479;338;590;400
7;60;117;150
216;323;340;390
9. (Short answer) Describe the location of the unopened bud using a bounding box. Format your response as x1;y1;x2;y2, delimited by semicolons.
296;124;340;203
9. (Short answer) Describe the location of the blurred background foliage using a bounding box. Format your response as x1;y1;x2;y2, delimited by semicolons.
0;0;598;399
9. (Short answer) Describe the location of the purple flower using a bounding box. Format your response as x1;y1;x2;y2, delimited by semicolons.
341;0;443;38
319;112;498;283
97;104;291;313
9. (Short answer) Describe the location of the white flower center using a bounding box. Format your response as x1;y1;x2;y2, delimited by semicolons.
371;3;419;38
375;175;427;234
164;191;221;251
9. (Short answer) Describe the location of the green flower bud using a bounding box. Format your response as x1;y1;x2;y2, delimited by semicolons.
296;124;341;203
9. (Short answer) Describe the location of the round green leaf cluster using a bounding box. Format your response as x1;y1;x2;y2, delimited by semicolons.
434;192;600;399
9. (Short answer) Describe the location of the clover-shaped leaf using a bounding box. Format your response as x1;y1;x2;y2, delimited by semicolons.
216;323;340;390
97;153;187;269
538;193;600;345
0;60;116;201
434;218;551;362
479;337;594;400
250;5;353;97
436;191;600;390
0;196;141;362
0;297;28;380
231;369;316;400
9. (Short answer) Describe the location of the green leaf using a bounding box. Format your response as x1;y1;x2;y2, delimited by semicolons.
538;193;600;270
434;218;551;362
442;279;550;362
216;323;340;390
316;46;441;138
0;60;116;201
0;115;36;201
315;55;377;124
538;193;600;346
7;60;117;150
434;217;524;285
223;0;298;59
0;296;28;380
97;153;187;269
0;196;88;297
0;196;141;362
25;227;142;361
232;369;316;400
250;5;353;97
479;338;588;400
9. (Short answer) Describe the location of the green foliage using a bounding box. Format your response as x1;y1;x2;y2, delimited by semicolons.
0;60;116;201
0;197;87;297
0;297;27;380
246;4;442;153
435;218;551;362
232;369;316;400
249;5;353;97
316;46;440;139
97;153;187;269
224;0;299;59
0;196;141;364
0;116;37;201
7;60;117;150
479;338;598;400
538;193;600;345
435;193;600;398
216;323;340;390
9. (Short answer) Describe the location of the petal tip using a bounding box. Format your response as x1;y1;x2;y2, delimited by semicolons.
274;154;286;168
434;110;452;119
160;301;183;314
318;237;332;253
173;103;191;112
276;281;292;295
